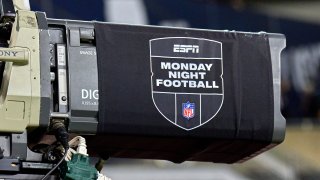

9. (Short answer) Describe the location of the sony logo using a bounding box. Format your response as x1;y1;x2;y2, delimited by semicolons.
173;44;199;53
0;50;18;57
80;50;96;56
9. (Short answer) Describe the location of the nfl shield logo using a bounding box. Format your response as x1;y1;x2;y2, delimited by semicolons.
150;37;224;131
182;102;195;120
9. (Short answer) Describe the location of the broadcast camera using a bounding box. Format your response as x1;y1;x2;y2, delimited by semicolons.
0;0;286;179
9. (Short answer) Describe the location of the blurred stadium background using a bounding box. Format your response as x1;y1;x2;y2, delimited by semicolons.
29;0;320;179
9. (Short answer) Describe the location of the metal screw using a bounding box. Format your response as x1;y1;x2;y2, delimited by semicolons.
49;155;56;161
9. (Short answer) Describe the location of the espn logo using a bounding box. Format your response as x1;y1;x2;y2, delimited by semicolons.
173;44;199;53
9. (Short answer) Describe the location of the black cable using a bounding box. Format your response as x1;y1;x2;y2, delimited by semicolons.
41;147;68;180
52;121;69;150
95;158;105;173
42;119;69;180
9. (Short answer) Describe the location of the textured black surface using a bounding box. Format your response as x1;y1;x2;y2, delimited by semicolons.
37;12;51;128
0;62;4;90
93;23;275;163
